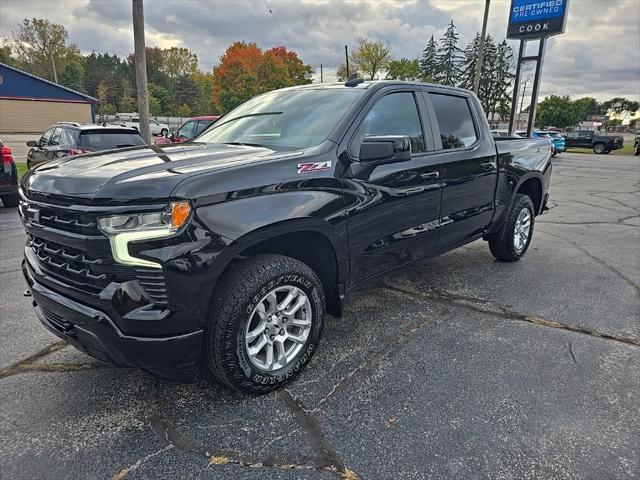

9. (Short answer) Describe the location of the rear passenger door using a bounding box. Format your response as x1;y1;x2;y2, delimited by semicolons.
424;89;498;247
342;88;442;286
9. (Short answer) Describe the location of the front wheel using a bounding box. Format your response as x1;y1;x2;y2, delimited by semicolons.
205;254;325;394
593;143;606;154
487;194;535;262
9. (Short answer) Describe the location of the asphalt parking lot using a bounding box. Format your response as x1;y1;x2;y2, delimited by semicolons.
1;152;638;480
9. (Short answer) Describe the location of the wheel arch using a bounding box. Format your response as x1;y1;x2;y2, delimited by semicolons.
211;218;346;317
515;175;543;214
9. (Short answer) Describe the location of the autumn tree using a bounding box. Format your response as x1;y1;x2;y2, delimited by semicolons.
12;18;81;84
212;42;312;113
349;38;392;80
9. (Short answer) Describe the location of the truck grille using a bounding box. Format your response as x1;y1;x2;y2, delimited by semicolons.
21;194;168;306
29;234;135;293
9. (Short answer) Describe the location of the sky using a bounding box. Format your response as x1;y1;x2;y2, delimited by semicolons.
1;0;639;102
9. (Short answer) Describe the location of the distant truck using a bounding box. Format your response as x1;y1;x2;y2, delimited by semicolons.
113;113;169;137
562;130;624;154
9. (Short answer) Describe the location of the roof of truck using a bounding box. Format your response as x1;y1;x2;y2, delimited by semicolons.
277;80;473;95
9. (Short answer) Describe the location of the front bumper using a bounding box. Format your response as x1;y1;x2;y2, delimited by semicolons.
23;258;203;382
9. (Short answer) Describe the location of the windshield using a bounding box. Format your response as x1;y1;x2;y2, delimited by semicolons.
196;88;363;150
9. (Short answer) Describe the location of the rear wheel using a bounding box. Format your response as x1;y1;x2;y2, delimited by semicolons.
160;128;168;136
593;143;606;154
487;194;535;262
205;254;325;394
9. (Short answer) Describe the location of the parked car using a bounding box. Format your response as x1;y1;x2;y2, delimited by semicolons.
26;123;146;168
114;114;169;136
490;129;522;138
634;130;639;156
562;130;624;154
19;80;552;393
538;130;565;156
155;116;220;145
516;130;557;155
0;137;19;207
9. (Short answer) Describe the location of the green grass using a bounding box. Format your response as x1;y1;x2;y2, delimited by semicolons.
16;162;28;179
564;143;635;156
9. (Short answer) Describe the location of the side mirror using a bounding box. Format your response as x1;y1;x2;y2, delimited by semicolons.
167;133;175;141
359;135;412;165
26;140;37;147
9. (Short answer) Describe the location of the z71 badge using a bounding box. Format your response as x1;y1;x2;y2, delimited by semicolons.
297;161;331;174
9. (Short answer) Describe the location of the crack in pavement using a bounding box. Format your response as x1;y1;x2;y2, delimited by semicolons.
0;340;109;379
589;192;640;212
383;283;640;347
537;229;640;299
111;379;357;479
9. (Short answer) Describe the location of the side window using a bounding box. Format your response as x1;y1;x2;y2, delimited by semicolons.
430;93;478;149
49;127;63;146
178;121;197;139
566;132;578;138
355;92;425;156
39;128;55;146
132;118;140;124
195;120;212;136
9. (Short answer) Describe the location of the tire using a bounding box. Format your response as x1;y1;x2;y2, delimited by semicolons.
593;143;606;154
1;193;19;207
205;254;325;394
635;145;640;156
160;128;168;136
487;194;535;262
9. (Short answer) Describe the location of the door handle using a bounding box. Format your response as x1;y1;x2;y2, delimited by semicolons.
420;171;439;180
480;161;496;171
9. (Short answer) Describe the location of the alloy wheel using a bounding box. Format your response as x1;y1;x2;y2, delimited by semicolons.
513;207;532;253
244;285;312;371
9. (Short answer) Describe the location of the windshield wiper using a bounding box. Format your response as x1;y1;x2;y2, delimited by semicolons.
213;111;282;129
222;142;268;148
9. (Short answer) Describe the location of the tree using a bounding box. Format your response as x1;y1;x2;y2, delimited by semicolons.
0;39;17;66
420;35;438;81
211;41;312;113
336;63;360;82
535;95;582;129
459;33;481;90
118;80;136;112
601;97;639;116
148;83;172;115
177;104;191;117
574;97;602;119
12;18;81;83
435;20;462;86
59;59;85;92
386;58;422;81
349;38;392;80
85;52;130;109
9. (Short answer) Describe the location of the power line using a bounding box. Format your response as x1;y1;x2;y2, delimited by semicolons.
263;0;292;47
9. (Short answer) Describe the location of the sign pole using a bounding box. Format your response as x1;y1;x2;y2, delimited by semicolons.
526;37;547;136
508;39;526;136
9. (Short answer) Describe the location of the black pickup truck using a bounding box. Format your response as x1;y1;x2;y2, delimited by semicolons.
562;129;624;154
19;81;552;393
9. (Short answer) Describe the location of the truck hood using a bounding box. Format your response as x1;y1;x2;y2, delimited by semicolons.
23;142;298;201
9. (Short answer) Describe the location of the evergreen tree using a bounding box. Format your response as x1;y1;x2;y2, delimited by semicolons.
491;40;514;122
420;35;438;81
459;32;481;90
435;20;462;86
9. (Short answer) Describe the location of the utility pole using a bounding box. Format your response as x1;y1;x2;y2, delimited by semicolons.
473;0;490;94
320;64;323;83
345;45;349;77
50;51;58;84
132;0;151;143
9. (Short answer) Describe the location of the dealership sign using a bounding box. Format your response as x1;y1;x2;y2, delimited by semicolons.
507;0;568;39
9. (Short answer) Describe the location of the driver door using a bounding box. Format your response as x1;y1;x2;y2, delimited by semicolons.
341;89;442;286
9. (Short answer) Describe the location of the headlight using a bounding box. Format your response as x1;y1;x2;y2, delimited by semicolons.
98;201;191;268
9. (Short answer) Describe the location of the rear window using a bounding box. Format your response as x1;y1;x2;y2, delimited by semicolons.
430;93;478;149
78;130;145;150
